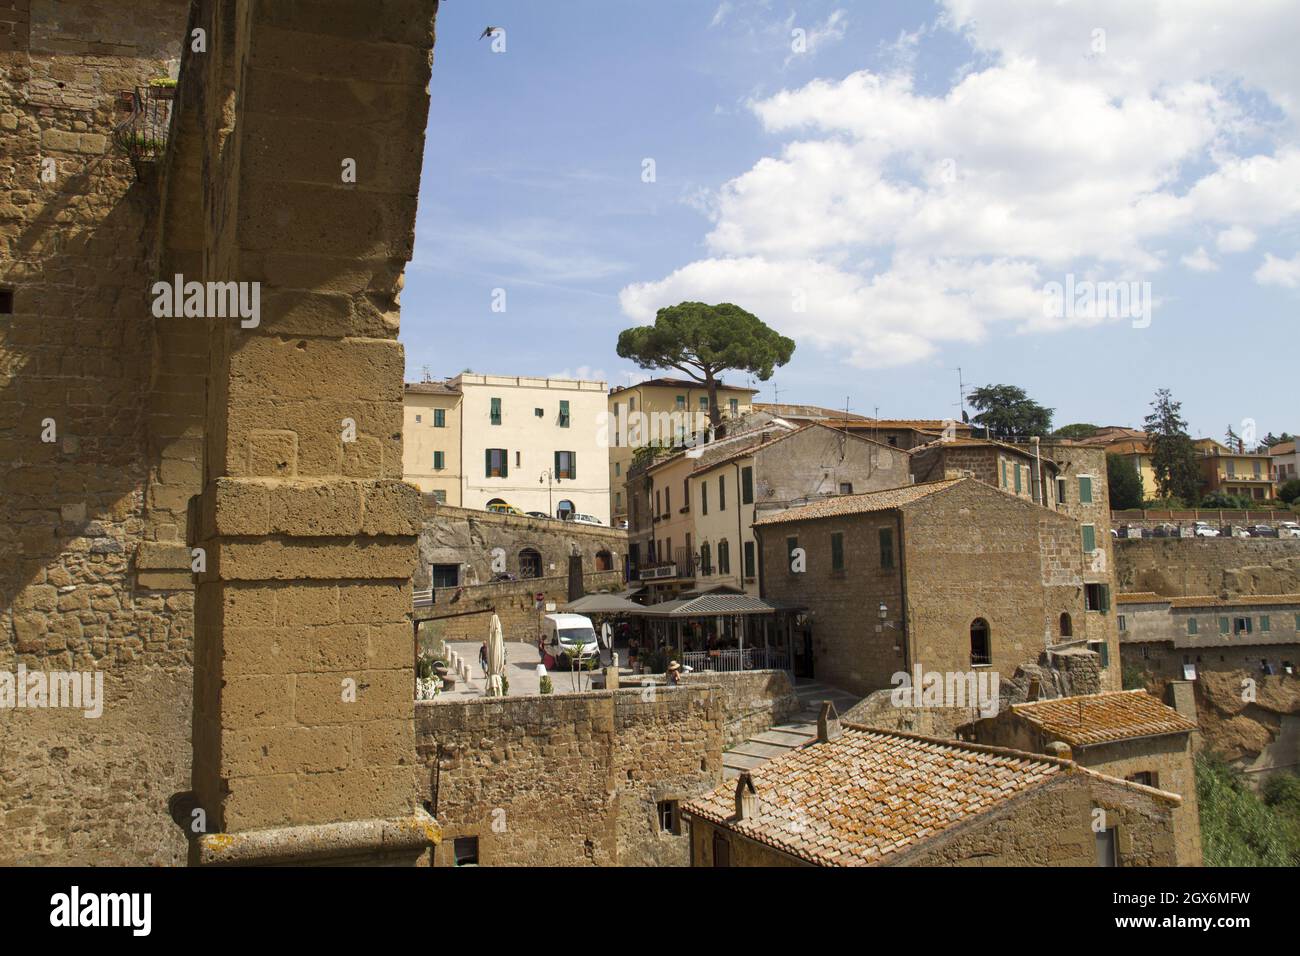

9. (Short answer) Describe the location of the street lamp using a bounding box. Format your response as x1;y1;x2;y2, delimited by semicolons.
539;469;562;517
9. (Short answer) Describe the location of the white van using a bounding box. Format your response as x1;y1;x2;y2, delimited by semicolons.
568;513;603;526
541;613;600;666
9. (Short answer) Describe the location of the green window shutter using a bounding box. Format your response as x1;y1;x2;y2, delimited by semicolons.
1014;465;1022;494
570;452;575;480
719;475;726;511
554;451;559;476
434;408;445;427
1187;617;1197;635
699;396;708;411
500;449;508;478
559;400;570;427
743;541;756;578
1219;616;1229;634
1261;615;1270;632
702;484;708;515
490;397;501;424
741;467;754;504
1079;476;1093;504
879;528;894;569
1082;525;1096;553
1100;585;1110;613
485;448;492;477
1001;460;1007;487
831;532;844;571
434;451;444;470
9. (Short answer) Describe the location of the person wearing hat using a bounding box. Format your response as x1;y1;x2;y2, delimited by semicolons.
667;660;684;686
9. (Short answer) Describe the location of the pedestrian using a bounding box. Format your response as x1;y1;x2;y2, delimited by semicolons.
667;660;684;686
478;641;488;677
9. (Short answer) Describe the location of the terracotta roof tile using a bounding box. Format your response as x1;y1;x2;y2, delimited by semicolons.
1116;592;1168;605
1011;690;1196;746
682;727;1067;866
752;478;966;526
1166;593;1300;609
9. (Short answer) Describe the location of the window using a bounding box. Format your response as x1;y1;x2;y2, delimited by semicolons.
879;528;894;569
1082;524;1097;553
701;483;708;515
558;400;570;427
729;398;739;415
519;548;542;579
718;540;730;575
831;532;844;571
430;563;458;587
515;451;520;467
1220;616;1230;635
431;490;447;505
1014;464;1022;494
683;479;690;510
1187;617;1198;635
970;619;991;666
555;450;576;480
699;396;708;411
657;800;679;833
675;395;685;409
1261;615;1271;632
1085;583;1110;612
1253;460;1261;478
415;414;422;423
741;466;754;504
1078;476;1093;504
1061;612;1073;637
434;408;446;428
1126;771;1158;788
712;831;731;867
743;541;756;578
664;488;672;517
1057;477;1067;503
839;482;853;495
1227;461;1236;477
490;397;502;425
454;836;479;866
0;288;13;314
534;407;543;418
1234;616;1253;635
1089;639;1110;668
433;451;445;471
1118;615;1126;632
1095;827;1118;867
655;490;661;516
1001;460;1008;488
700;543;712;575
485;448;508;478
615;491;622;510
614;462;621;477
718;475;726;511
887;436;898;447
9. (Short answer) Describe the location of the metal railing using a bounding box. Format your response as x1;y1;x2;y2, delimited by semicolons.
682;648;790;672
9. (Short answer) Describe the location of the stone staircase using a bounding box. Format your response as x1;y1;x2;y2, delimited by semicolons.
722;678;861;780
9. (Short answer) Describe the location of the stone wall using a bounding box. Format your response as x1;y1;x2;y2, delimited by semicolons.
0;0;193;866
416;685;724;866
1116;538;1300;597
679;668;799;749
417;499;627;588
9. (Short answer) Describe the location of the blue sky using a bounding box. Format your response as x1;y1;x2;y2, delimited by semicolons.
401;0;1300;442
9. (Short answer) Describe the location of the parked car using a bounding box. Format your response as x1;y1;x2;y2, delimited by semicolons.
1151;523;1178;538
1249;524;1278;538
541;613;600;667
1231;526;1252;538
525;511;552;520
1192;522;1220;538
568;513;603;526
486;501;525;516
1277;521;1300;539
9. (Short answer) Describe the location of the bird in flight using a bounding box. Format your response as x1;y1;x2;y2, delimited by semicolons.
479;26;500;40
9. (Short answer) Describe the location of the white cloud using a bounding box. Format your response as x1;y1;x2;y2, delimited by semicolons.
621;1;1300;368
1216;226;1257;253
1181;247;1219;272
1254;252;1300;288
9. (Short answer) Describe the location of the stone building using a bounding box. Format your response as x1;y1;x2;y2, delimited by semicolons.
910;437;1053;502
754;478;1121;697
607;376;757;526
2;0;443;865
752;404;973;450
681;724;1181;866
402;380;462;503
960;690;1202;865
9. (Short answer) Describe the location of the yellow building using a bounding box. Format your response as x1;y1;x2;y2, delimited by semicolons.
403;381;463;504
1196;439;1275;500
607;377;757;526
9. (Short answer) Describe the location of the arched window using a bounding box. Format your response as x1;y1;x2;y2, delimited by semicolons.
518;548;542;579
1059;612;1073;638
970;618;991;666
595;549;613;571
486;497;507;508
556;499;575;520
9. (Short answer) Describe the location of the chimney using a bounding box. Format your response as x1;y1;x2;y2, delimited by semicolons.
817;701;842;743
734;773;761;822
1165;680;1199;726
1026;677;1042;701
1045;740;1072;761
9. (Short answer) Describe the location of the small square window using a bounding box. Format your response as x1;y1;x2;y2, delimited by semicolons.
657;800;679;834
453;836;479;866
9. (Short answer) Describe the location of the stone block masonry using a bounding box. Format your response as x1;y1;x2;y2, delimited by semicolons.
417;686;724;866
1116;538;1300;598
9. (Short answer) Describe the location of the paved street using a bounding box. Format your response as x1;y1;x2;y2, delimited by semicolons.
435;640;615;700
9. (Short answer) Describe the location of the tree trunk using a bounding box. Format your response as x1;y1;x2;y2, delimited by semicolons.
705;372;723;438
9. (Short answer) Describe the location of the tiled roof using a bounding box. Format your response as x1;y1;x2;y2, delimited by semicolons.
609;377;758;396
752;403;873;421
1011;691;1197;746
683;726;1069;866
752;478;965;527
1270;441;1296;456
1116;591;1168;605
404;380;460;395
1166;593;1300;609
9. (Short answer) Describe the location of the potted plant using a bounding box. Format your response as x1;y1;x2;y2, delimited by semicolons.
148;77;178;100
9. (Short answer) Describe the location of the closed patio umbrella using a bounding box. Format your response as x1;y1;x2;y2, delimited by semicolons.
487;614;506;697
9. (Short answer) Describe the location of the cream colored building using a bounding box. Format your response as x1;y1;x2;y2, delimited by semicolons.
607;377;758;526
457;373;611;522
403;381;463;503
